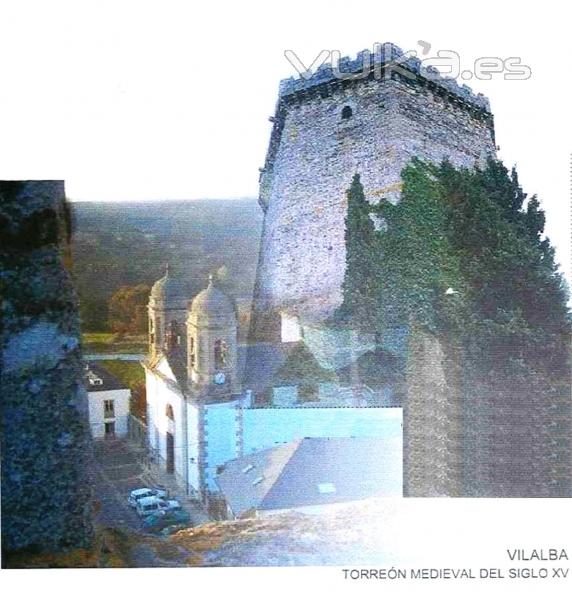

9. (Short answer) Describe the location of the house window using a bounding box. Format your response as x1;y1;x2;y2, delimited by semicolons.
104;399;115;418
341;105;353;120
214;339;227;369
166;404;175;421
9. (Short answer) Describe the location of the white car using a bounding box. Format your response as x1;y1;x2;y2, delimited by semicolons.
136;496;181;518
128;487;167;508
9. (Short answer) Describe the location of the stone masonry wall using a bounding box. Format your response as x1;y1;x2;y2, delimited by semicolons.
250;44;496;340
0;182;94;556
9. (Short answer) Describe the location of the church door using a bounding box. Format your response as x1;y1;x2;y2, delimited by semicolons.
166;432;174;473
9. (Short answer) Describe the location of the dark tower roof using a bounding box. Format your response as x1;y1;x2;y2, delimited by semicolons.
189;274;236;317
150;263;190;307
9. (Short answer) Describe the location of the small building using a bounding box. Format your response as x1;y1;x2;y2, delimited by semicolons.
85;363;130;439
215;436;402;519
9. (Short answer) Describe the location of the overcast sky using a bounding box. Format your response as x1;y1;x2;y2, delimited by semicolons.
0;0;570;281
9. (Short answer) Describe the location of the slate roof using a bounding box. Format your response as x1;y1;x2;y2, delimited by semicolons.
84;362;128;392
215;436;402;516
239;342;294;393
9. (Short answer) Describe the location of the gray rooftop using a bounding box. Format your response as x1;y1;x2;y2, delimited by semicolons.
189;275;236;317
84;362;128;392
150;264;191;305
216;436;402;516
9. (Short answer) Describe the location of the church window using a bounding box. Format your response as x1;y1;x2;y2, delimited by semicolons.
166;404;175;420
167;320;179;349
341;105;353;120
214;339;228;369
190;337;196;367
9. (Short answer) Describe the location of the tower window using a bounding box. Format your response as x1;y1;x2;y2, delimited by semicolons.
190;337;196;367
341;105;353;120
166;404;175;420
214;339;228;369
166;320;179;349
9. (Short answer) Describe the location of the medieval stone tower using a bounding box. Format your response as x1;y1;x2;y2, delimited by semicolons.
250;43;496;341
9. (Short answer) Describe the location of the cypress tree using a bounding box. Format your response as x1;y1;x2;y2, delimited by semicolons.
337;173;380;329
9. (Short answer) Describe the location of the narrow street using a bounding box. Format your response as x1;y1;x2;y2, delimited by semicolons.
91;440;149;532
90;438;210;534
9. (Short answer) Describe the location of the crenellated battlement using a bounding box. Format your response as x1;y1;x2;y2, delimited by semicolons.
251;41;497;342
279;42;490;113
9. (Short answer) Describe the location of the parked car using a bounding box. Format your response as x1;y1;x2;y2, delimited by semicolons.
135;496;181;518
143;508;192;533
128;487;167;508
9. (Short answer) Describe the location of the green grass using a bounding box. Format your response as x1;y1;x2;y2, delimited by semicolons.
99;360;145;389
82;332;147;354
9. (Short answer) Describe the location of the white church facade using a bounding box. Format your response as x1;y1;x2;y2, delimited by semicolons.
143;266;403;510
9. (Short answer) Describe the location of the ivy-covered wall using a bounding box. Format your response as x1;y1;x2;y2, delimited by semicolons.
339;160;571;497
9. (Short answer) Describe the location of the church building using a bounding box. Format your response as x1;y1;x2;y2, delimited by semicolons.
143;266;403;510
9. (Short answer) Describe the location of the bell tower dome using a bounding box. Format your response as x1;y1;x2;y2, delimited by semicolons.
148;264;189;357
187;274;240;397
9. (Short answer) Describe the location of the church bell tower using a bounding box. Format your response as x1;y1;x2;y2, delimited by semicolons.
187;275;240;397
148;264;189;357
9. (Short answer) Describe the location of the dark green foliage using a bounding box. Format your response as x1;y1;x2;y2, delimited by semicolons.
438;159;570;379
339;158;570;422
336;174;380;328
275;342;336;386
375;160;465;331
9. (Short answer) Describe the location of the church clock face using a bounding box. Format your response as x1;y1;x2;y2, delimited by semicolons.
214;372;226;385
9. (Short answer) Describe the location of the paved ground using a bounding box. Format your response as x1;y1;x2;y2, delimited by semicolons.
91;439;210;535
91;440;148;532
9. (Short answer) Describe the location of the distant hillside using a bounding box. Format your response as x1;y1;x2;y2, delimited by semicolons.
71;199;262;331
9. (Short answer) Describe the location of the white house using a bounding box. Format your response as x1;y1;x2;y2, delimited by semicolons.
143;267;404;511
85;363;131;439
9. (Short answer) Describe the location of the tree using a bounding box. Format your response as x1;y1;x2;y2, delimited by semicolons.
336;174;380;329
130;383;147;423
337;158;570;495
107;284;151;334
375;159;465;331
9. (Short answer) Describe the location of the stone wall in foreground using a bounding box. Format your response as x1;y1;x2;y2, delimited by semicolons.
0;182;94;555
